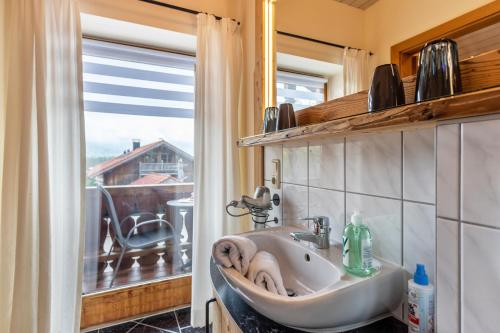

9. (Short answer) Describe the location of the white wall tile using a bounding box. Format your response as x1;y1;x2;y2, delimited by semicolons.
283;143;308;185
462;223;500;333
346;132;402;198
436;218;460;333
462;120;500;228
403;128;435;204
309;187;345;244
309;138;344;191
346;193;402;265
282;183;308;227
264;145;282;182
437;124;460;220
265;180;282;227
403;202;436;283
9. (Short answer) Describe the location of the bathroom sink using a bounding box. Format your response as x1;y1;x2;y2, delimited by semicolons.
216;226;405;332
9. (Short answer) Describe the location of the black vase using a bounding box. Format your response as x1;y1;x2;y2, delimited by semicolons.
276;103;297;130
368;64;405;112
415;39;462;103
263;106;279;133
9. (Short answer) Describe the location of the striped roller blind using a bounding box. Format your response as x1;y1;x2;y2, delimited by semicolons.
276;70;327;111
82;38;195;118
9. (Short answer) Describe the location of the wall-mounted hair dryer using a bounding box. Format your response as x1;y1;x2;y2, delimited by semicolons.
226;186;280;229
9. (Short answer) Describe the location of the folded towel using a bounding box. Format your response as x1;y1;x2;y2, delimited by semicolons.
212;236;258;276
247;251;288;296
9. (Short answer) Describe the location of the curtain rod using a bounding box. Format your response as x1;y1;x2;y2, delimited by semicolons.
277;31;373;56
139;0;241;25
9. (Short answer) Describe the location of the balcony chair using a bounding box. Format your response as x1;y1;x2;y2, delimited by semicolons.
97;185;176;287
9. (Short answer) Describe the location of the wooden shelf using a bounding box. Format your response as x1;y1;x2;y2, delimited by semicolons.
238;86;500;147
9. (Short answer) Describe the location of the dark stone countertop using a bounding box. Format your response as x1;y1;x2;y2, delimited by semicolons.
210;259;407;333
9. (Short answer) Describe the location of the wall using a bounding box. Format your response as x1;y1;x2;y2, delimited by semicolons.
435;117;500;333
264;126;436;321
80;0;244;36
264;114;500;331
364;0;495;66
276;0;366;50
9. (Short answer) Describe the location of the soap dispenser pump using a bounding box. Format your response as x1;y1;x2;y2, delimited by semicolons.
342;211;376;277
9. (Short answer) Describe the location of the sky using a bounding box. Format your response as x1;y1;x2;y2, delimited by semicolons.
85;112;194;158
82;53;195;159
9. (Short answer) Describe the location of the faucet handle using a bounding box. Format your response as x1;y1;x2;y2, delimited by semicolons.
302;216;330;234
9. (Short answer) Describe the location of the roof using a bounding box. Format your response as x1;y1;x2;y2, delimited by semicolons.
87;139;193;178
129;173;178;185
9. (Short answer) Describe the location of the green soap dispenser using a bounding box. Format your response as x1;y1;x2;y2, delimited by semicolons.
342;211;376;277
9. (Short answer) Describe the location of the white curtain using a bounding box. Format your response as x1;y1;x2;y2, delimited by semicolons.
191;14;243;327
342;47;372;96
0;1;85;332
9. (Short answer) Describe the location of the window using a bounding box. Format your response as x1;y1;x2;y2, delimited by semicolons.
82;39;195;293
276;70;327;111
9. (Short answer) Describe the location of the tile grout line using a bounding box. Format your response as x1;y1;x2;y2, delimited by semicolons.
400;131;405;321
139;321;178;333
344;190;402;202
434;126;439;332
125;322;141;333
174;310;181;332
458;123;463;333
307;141;310;223
305;184;436;207
434;215;500;231
344;137;347;226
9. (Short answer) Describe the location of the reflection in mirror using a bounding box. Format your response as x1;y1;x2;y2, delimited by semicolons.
274;0;374;117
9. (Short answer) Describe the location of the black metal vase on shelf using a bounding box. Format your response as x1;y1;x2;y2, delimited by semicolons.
415;39;462;103
276;103;297;131
263;106;279;133
368;64;405;112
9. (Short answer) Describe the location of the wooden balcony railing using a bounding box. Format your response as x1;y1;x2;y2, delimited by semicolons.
139;162;185;175
83;183;194;294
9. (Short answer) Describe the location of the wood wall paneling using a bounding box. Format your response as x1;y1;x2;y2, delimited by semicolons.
81;275;192;329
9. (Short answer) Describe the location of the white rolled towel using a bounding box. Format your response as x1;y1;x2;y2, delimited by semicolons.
212;235;258;276
247;251;288;296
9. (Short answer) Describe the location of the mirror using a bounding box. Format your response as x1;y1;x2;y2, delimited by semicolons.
273;0;370;113
262;0;500;129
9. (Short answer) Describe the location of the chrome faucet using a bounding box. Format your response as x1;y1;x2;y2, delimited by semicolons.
290;216;331;249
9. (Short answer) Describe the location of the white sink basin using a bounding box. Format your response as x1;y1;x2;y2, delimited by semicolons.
217;226;405;332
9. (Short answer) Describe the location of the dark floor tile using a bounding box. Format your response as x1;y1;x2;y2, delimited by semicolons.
344;317;407;333
86;331;99;333
140;311;179;332
180;327;206;333
99;321;139;333
174;307;191;328
128;323;168;333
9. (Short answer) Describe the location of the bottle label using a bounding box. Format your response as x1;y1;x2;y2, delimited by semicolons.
408;288;420;331
361;238;372;269
342;235;349;266
408;287;435;333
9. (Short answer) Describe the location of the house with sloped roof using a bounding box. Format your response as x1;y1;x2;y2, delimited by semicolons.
87;139;193;186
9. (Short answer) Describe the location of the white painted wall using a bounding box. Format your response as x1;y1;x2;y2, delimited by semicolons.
276;0;366;50
364;0;495;65
276;0;495;66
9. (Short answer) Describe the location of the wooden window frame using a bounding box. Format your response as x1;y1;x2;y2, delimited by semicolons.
391;0;500;77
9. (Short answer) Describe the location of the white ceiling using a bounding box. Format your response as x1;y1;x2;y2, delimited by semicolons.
334;0;379;10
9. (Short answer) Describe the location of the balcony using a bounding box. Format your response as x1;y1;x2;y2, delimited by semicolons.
83;183;194;294
139;162;186;176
